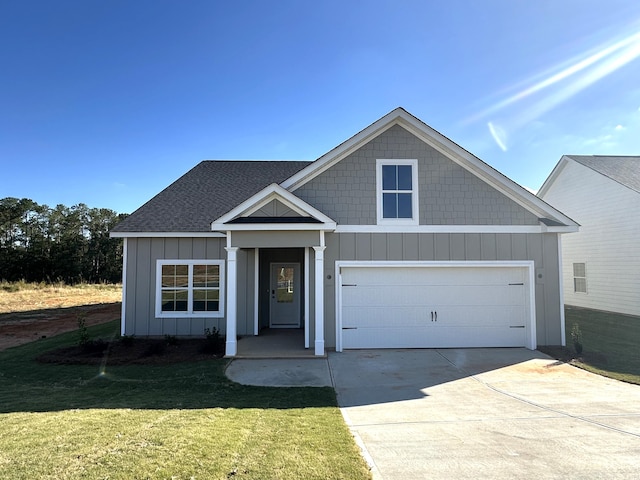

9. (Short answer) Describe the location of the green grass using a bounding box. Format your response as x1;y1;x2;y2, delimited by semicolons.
0;321;371;479
563;306;640;385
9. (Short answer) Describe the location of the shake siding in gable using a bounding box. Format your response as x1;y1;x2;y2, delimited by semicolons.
294;125;539;226
321;232;563;348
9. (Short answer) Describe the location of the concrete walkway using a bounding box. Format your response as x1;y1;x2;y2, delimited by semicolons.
225;349;640;479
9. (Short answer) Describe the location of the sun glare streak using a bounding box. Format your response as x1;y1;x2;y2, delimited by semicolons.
475;21;640;151
469;30;640;124
488;122;508;151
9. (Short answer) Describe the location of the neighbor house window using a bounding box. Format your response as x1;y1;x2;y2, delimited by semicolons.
156;260;225;318
573;263;587;293
376;159;419;225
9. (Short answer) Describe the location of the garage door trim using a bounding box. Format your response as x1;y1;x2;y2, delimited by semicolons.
335;260;536;352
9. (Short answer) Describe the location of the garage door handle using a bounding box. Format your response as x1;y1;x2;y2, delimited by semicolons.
435;311;437;322
430;311;433;322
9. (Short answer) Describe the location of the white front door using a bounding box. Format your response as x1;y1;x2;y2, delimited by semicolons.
270;262;301;328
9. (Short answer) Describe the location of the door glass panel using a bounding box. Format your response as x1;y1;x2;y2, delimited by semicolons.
276;266;294;303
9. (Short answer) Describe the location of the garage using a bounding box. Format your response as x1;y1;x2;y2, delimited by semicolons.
337;261;536;351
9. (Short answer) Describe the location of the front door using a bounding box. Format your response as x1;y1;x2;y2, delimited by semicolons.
270;262;301;328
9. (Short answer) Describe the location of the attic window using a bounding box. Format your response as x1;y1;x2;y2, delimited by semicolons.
376;159;419;225
573;263;587;293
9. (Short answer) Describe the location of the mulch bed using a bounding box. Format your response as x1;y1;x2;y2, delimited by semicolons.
37;338;225;365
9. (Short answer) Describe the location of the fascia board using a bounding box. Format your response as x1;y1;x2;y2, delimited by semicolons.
281;108;404;191
211;222;337;232
110;231;226;238
211;183;336;229
537;156;570;198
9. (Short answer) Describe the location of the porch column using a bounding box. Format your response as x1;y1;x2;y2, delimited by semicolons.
313;246;326;356
225;246;239;356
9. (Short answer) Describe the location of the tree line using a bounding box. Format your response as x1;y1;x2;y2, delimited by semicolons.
0;197;128;284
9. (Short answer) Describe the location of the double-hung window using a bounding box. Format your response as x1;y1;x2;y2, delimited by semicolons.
377;159;419;225
156;260;225;318
573;262;587;294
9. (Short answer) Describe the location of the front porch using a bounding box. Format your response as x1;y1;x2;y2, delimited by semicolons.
234;329;323;358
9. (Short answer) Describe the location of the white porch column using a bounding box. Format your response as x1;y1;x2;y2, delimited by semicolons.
225;246;239;356
313;246;326;356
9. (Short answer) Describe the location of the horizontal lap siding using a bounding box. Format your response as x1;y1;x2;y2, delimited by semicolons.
124;237;227;337
323;232;562;348
541;161;640;316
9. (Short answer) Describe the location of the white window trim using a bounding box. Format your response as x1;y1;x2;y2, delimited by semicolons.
155;260;225;318
376;159;419;226
573;262;587;294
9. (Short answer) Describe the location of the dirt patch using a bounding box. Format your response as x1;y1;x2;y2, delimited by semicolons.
37;338;224;365
0;303;121;352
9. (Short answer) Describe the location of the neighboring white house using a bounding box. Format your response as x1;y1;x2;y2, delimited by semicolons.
538;155;640;317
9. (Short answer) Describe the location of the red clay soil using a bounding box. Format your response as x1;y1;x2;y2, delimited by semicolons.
0;303;121;352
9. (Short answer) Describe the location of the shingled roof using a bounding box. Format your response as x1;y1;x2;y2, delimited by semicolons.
565;155;640;194
111;160;310;232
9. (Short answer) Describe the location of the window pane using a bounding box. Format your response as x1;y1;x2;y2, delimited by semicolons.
382;193;397;218
162;265;176;287
206;265;220;287
397;193;413;218
574;278;587;293
397;165;412;190
175;290;188;311
161;291;176;311
175;265;188;276
276;267;294;303
194;289;220;312
382;165;397;190
162;289;189;312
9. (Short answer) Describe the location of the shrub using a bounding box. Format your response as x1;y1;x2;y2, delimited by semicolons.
164;335;179;346
201;327;224;355
120;334;135;347
571;323;583;355
77;313;90;348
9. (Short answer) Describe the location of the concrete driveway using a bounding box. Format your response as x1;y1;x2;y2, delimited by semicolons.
328;348;640;480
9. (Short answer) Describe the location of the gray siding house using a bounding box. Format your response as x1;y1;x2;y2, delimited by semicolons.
538;155;640;316
110;108;578;356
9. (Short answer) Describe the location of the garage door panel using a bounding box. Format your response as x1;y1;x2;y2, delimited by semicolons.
340;265;531;349
343;306;429;328
342;267;524;287
342;326;526;349
342;285;440;307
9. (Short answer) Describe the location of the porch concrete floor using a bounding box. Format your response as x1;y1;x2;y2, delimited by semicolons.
234;328;321;358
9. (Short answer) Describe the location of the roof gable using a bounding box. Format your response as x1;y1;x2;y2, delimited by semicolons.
282;107;577;228
211;183;336;231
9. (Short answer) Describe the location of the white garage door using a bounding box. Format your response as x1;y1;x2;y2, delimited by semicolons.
340;264;533;349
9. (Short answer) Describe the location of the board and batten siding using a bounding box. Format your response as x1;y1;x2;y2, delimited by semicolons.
540;161;640;316
322;232;563;348
294;125;539;226
122;237;259;337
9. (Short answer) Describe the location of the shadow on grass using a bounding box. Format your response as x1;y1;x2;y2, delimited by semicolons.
0;320;337;413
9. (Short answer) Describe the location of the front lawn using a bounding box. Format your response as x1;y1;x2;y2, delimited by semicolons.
542;306;640;385
0;321;371;479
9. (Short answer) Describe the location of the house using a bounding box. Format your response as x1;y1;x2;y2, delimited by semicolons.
110;108;578;357
538;155;640;317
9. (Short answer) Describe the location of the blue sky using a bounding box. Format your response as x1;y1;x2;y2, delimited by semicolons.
2;0;639;214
